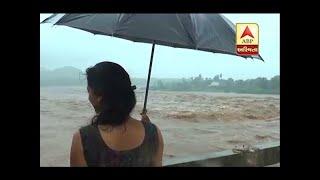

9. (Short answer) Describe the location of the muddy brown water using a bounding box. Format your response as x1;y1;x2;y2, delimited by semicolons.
40;86;280;166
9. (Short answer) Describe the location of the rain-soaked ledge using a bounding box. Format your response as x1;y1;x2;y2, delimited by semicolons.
164;141;280;167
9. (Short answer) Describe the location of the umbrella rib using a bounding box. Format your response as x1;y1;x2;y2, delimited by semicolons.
176;14;197;49
112;14;121;34
113;14;123;34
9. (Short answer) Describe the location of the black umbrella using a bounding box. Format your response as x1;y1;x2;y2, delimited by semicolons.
41;13;264;114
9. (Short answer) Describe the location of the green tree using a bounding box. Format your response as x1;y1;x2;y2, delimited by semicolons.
270;75;280;89
213;74;220;81
226;78;234;86
255;77;268;89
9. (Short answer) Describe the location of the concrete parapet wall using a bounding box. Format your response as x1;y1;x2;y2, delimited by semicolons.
164;141;280;167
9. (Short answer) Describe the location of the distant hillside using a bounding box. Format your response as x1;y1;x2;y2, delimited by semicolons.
40;66;183;88
40;66;148;87
40;66;85;86
131;78;181;90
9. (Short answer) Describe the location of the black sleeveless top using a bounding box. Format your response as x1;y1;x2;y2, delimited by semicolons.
79;121;159;167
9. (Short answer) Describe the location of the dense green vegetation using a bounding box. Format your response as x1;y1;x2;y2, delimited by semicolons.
40;67;279;94
150;74;280;94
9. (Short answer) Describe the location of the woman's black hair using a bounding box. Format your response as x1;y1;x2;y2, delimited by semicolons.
86;61;136;127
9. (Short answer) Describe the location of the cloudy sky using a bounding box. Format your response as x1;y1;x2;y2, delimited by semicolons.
40;14;280;80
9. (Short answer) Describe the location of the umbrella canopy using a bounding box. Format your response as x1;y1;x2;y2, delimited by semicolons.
41;13;264;114
41;14;263;60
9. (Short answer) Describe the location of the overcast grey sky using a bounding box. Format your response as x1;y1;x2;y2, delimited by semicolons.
40;14;280;80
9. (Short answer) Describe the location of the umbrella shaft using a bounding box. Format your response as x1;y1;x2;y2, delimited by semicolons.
142;43;155;114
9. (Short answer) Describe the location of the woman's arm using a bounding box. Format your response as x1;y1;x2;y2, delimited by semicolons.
153;125;164;167
70;131;87;167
